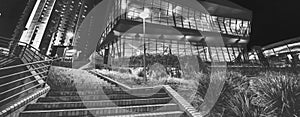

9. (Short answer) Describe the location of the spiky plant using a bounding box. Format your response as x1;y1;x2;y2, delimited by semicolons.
194;71;251;116
253;72;300;117
227;92;265;117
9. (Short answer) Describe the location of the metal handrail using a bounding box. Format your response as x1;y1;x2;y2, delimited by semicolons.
0;59;52;70
0;82;45;104
0;36;52;59
0;36;63;116
0;65;50;80
0;76;46;96
0;70;48;88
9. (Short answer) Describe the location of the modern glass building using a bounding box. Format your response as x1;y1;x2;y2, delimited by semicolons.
261;37;300;67
95;0;252;68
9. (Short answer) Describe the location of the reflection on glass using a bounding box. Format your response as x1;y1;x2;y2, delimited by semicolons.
109;0;251;37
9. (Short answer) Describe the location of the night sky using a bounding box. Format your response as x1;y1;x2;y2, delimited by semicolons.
229;0;300;47
0;0;29;38
0;0;300;48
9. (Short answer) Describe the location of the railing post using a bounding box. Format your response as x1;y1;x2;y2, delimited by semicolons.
21;44;28;58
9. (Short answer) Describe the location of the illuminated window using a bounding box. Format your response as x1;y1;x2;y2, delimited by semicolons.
211;16;219;32
224;18;232;35
230;18;237;34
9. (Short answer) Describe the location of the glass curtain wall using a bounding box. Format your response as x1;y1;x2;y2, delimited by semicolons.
97;0;250;67
263;42;300;56
107;0;251;37
105;35;245;67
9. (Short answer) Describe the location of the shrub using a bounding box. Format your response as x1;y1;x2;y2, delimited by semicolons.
194;71;251;116
253;72;300;116
227;92;265;117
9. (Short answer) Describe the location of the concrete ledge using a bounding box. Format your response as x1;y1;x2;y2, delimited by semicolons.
162;85;202;117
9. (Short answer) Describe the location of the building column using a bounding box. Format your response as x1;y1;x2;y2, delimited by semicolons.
104;46;110;65
252;46;269;67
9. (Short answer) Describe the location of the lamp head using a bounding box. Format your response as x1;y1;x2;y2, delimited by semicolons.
139;8;150;19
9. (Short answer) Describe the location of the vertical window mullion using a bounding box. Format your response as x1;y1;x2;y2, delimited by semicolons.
231;46;236;61
226;46;232;62
194;10;198;30
214;47;220;62
166;2;169;25
216;17;222;33
219;47;225;62
203;46;207;61
223;17;228;34
207;46;213;62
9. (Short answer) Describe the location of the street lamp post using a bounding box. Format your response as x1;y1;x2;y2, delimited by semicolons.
139;8;150;82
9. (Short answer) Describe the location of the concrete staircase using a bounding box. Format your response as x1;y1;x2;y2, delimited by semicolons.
19;76;187;117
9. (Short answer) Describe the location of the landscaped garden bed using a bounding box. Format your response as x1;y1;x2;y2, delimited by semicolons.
48;66;300;116
93;67;300;117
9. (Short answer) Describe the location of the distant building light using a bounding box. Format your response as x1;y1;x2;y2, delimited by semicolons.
287;54;292;60
66;32;74;39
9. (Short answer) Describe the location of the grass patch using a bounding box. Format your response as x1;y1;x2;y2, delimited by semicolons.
47;66;109;91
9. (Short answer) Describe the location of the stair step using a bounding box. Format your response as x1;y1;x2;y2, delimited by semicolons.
100;111;186;117
25;97;172;111
47;89;166;97
20;103;179;117
37;93;169;102
47;90;128;96
48;85;121;91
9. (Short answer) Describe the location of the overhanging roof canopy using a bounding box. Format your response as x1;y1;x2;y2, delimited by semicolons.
263;37;300;50
198;0;252;20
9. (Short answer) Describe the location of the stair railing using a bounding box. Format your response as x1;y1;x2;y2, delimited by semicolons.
0;37;61;117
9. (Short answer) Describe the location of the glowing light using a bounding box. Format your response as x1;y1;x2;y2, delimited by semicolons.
121;0;127;9
139;8;150;19
66;32;74;39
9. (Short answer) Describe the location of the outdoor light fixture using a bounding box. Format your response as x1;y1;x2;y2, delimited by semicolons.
139;8;150;19
139;8;151;82
121;0;127;9
66;31;74;39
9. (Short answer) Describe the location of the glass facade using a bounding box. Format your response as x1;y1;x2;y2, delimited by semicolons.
104;0;251;38
100;35;247;67
97;0;252;67
261;40;300;67
263;42;300;56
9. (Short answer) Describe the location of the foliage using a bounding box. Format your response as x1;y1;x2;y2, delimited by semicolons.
193;71;255;116
253;72;300;117
129;53;181;77
226;92;265;117
129;53;180;68
93;67;300;117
